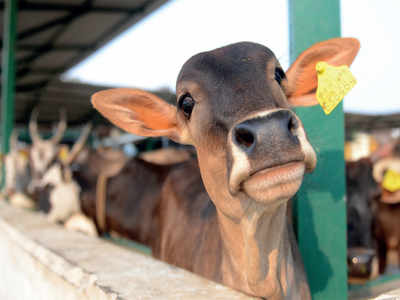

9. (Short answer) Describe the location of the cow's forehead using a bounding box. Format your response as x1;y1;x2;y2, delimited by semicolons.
176;42;287;122
177;42;279;91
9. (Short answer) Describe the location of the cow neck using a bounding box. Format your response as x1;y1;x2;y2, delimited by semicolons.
217;200;302;300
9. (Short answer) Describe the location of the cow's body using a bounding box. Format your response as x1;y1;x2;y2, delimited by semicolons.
74;149;176;245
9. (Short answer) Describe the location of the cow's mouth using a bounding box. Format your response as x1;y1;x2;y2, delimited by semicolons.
240;161;305;203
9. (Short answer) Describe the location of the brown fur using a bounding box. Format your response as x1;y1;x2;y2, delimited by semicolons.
75;150;176;246
374;200;400;274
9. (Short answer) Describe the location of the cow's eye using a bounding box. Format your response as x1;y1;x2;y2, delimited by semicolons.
274;68;286;85
178;94;195;119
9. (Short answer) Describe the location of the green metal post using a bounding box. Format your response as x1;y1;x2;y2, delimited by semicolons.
288;1;347;300
1;0;17;189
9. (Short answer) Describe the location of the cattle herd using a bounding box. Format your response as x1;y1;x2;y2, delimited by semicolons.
0;37;399;299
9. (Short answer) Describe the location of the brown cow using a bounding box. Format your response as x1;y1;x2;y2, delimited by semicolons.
73;147;188;245
92;38;359;299
372;144;400;274
346;158;380;281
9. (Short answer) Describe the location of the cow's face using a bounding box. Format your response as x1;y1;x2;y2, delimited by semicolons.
92;38;360;219
30;140;60;176
28;109;66;177
173;43;316;216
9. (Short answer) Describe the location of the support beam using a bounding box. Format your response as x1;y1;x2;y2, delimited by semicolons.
19;43;91;51
288;1;347;300
1;0;17;188
1;2;146;14
17;9;87;40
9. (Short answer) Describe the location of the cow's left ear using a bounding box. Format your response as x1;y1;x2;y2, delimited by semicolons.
285;37;360;107
92;88;183;143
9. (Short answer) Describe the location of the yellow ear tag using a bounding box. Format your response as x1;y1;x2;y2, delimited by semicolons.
382;169;400;192
58;146;69;163
316;62;357;115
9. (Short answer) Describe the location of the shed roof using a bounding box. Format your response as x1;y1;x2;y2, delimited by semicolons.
0;0;169;125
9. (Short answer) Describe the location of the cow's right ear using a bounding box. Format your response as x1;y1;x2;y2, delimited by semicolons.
91;88;182;142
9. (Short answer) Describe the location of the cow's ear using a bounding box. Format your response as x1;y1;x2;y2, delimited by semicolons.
285;37;360;107
92;88;182;142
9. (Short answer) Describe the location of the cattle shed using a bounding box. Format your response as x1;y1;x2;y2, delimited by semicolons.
1;0;400;299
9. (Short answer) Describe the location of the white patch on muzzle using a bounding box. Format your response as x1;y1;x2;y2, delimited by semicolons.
229;135;251;194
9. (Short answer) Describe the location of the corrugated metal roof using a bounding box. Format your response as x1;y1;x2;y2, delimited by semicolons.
0;0;170;125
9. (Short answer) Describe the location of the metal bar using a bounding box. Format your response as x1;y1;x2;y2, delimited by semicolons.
288;1;347;300
1;0;17;189
1;2;145;14
17;9;88;40
19;43;91;51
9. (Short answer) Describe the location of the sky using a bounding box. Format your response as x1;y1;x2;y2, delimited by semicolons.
63;0;400;115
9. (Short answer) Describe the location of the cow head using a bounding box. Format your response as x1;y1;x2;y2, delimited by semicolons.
92;38;359;220
29;108;67;178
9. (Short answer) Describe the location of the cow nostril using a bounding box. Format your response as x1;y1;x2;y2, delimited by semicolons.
287;116;298;136
234;127;255;149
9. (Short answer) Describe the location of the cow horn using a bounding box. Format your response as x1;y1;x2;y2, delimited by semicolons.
51;109;67;144
64;123;92;165
373;157;400;182
29;108;42;144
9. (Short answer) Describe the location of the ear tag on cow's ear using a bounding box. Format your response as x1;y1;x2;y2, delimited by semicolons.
316;62;357;115
58;146;69;164
382;169;400;192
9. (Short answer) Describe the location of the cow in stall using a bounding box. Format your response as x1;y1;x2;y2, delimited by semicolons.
35;124;94;229
346;158;380;282
372;141;400;274
91;38;359;299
